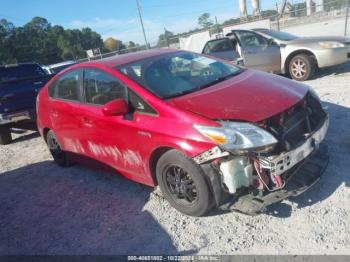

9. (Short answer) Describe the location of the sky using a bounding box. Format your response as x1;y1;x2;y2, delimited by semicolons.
0;0;279;44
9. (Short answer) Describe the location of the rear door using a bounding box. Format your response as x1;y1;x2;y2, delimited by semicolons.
233;30;281;73
48;69;84;151
202;38;240;62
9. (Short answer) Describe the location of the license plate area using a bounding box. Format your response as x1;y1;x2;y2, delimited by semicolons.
259;117;329;176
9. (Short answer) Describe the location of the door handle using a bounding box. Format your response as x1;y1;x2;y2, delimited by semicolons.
51;109;58;117
81;117;93;128
34;81;43;85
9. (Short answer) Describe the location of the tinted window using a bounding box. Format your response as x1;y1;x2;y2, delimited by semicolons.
203;38;234;54
0;64;46;82
52;70;80;101
118;52;242;99
84;69;126;105
235;31;268;47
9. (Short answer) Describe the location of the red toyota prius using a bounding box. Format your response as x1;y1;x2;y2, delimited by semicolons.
37;49;329;216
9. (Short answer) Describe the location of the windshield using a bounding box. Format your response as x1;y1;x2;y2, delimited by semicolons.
259;30;298;41
118;51;242;99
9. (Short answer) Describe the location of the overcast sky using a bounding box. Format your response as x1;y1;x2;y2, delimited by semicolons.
0;0;285;44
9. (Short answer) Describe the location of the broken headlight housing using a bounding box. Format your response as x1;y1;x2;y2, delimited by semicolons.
194;122;278;153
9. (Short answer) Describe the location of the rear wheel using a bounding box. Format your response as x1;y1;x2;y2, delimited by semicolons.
0;126;12;145
156;150;212;217
289;54;315;81
46;130;72;167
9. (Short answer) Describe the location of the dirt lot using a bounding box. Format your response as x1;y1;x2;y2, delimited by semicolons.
1;62;350;255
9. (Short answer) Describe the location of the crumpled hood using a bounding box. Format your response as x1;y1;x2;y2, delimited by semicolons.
288;36;350;44
169;70;309;122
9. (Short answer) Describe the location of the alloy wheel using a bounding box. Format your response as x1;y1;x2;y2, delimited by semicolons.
291;58;307;79
164;165;198;206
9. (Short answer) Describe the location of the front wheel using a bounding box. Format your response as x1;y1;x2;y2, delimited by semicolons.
156;150;212;217
46;130;73;167
289;54;316;81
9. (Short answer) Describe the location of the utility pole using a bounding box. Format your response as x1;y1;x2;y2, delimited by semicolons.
276;2;280;31
136;0;149;49
345;0;349;36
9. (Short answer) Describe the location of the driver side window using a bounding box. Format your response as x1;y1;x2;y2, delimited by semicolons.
235;31;268;47
83;69;126;105
203;38;234;54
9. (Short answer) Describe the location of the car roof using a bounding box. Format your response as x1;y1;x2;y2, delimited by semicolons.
79;48;178;68
47;61;75;69
252;28;269;31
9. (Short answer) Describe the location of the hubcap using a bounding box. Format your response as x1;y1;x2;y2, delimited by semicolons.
291;59;307;78
165;166;197;205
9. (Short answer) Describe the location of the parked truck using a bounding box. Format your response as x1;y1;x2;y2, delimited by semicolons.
0;63;53;144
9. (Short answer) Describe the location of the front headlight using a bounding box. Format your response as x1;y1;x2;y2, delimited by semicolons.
194;122;278;153
319;41;345;49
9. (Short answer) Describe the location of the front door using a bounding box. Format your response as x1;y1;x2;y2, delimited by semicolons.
233;30;281;73
202;38;241;62
77;68;156;183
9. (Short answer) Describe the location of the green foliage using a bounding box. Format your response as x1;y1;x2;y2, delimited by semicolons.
157;29;174;47
198;13;214;29
0;17;104;65
104;37;126;52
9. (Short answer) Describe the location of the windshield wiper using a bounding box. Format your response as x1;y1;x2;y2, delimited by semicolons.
163;88;198;99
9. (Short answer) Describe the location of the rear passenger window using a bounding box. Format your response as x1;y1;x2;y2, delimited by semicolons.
84;69;126;105
50;70;80;101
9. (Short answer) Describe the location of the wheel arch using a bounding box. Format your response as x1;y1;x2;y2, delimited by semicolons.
149;146;174;186
284;49;318;74
43;127;51;142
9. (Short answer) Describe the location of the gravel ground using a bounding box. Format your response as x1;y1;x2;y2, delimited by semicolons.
0;62;350;255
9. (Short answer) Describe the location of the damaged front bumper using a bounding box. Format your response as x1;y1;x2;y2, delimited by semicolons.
195;116;330;215
220;144;329;215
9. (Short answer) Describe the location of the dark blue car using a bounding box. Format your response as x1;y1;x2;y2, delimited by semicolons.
0;63;53;144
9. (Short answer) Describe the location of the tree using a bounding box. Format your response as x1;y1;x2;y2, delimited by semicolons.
0;17;105;64
157;29;174;47
198;13;214;29
127;41;136;48
103;37;125;52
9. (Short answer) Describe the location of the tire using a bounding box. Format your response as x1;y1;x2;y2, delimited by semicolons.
289;54;316;81
46;130;72;167
0;126;12;145
156;149;212;217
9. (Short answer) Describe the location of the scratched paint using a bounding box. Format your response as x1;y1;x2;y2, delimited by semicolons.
87;141;122;161
87;141;143;168
122;149;143;167
63;138;85;154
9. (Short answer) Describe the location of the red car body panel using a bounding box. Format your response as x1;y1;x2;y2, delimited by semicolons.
37;49;307;187
170;70;308;122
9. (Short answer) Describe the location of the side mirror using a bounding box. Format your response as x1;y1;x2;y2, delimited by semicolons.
102;99;129;116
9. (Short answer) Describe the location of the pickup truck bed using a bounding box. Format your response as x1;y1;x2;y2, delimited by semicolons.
0;64;54;144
